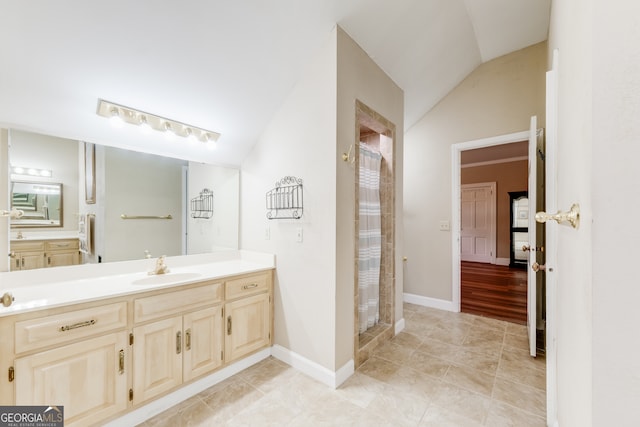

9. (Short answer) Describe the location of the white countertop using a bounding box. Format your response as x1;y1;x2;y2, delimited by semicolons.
0;250;275;317
10;231;80;241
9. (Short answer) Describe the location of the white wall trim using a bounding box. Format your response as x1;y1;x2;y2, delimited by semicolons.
271;344;354;389
496;257;510;266
451;130;529;313
395;317;405;335
105;348;271;427
403;292;457;312
461;155;528;168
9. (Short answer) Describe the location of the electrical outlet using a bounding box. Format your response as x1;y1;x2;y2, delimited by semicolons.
296;227;303;243
439;220;450;231
265;226;270;240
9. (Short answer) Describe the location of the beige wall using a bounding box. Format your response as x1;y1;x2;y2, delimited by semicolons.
461;160;528;260
403;41;546;301
336;27;404;368
241;26;403;373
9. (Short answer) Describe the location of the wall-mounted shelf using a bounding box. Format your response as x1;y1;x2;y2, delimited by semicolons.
266;176;303;220
191;188;213;219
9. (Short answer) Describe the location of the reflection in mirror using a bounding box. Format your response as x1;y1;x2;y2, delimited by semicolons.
11;181;63;227
6;129;240;269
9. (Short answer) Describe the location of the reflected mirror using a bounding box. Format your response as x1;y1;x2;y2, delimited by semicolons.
11;181;62;227
6;129;239;269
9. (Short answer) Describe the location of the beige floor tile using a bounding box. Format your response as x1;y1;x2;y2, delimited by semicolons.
430;382;492;424
358;355;402;383
367;385;430;427
408;350;451;378
373;340;416;363
460;336;503;357
464;325;506;344
497;347;546;390
492;377;546;418
472;316;509;332
199;380;265;424
335;371;386;408
225;391;299;427
385;366;444;400
504;331;530;351
451;348;500;375
237;357;299;393
390;331;423;349
417;337;462;361
442;364;495;397
142;397;216;427
485;401;547;427
426;323;469;345
286;393;369;427
418;404;484;427
505;322;528;337
267;369;335;412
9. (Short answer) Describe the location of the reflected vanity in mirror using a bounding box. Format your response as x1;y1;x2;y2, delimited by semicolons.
11;181;63;227
4;128;240;272
509;191;528;268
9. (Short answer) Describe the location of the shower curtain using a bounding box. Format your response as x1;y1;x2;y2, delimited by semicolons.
358;142;382;334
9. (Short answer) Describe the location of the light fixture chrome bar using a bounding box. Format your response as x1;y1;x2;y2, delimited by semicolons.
96;99;221;143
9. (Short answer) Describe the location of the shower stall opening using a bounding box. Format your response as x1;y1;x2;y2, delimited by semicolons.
354;101;396;367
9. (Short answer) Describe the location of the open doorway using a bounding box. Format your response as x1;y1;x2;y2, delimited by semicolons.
460;141;529;324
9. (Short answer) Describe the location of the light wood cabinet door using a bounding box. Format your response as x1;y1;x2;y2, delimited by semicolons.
46;251;79;268
14;332;128;426
133;317;183;404
225;293;270;363
15;251;45;271
183;306;224;381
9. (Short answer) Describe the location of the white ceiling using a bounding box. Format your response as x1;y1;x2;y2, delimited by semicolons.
0;0;550;166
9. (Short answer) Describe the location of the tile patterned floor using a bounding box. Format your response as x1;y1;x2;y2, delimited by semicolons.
138;303;546;426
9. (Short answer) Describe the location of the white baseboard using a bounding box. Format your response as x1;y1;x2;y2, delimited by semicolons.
395;317;405;335
496;257;510;266
271;344;354;389
403;292;457;312
105;348;271;427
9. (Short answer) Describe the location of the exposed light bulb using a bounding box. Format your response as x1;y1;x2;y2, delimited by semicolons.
13;167;24;174
185;128;198;144
138;115;152;134
27;168;38;176
205;134;217;151
39;170;52;177
164;122;175;140
109;108;124;127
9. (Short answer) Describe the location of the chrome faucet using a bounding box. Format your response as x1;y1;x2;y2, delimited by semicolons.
149;255;170;275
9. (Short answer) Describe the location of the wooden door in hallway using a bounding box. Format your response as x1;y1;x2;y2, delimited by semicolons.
460;182;496;264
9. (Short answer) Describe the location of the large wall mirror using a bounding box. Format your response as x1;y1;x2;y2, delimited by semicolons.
6;128;240;268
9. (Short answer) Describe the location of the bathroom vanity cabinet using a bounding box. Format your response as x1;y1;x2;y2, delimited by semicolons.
10;238;80;270
0;269;273;426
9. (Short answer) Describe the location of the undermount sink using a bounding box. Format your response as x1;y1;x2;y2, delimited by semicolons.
132;272;202;286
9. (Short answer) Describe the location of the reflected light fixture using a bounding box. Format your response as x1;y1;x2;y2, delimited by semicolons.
138;115;152;134
11;166;52;177
96;99;221;145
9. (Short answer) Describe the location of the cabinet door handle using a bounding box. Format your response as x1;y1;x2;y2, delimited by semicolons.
227;316;232;335
176;331;182;354
59;319;96;332
118;349;125;374
185;329;191;351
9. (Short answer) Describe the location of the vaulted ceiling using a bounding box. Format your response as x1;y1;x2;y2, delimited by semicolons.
0;0;550;166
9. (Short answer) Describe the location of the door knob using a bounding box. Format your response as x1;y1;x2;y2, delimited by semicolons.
535;203;580;229
522;245;534;252
531;262;546;272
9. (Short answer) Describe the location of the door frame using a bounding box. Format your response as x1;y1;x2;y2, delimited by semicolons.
450;130;529;312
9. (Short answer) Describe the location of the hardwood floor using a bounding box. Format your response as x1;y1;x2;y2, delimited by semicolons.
461;261;527;325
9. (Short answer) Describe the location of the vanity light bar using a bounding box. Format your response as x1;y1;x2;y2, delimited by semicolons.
96;99;221;143
11;166;52;177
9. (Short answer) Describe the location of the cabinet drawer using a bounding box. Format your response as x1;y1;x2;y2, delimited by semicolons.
225;272;270;300
134;282;223;324
11;241;45;252
45;239;79;251
15;302;127;354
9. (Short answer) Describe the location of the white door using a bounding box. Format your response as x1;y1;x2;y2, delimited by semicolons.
460;183;496;263
527;116;546;358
